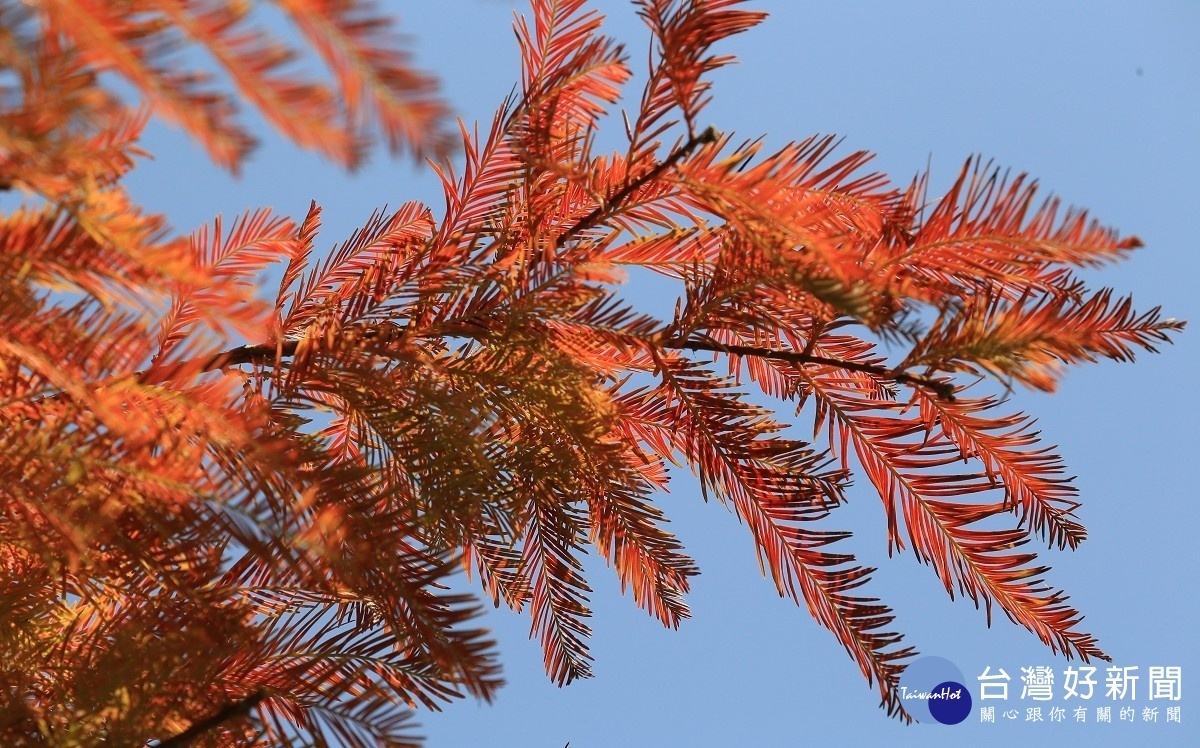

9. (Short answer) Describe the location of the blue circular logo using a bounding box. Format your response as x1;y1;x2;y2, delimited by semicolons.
899;656;972;725
927;680;972;725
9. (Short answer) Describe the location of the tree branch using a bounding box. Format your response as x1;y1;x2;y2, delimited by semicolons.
153;328;957;401
29;321;955;410
661;336;956;401
155;691;266;748
555;126;718;249
136;342;301;386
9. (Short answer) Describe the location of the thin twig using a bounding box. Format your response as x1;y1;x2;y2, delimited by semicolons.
662;336;956;401
555;126;718;249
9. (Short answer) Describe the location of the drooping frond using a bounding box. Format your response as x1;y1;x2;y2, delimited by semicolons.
916;392;1085;550
157;0;360;165
0;11;147;197
521;497;594;685
586;480;697;629
22;0;450;170
36;0;253;169
800;360;1107;661
628;356;914;714
273;0;453;161
738;499;917;719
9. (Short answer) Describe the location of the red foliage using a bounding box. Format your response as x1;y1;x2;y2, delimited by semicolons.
0;0;1182;743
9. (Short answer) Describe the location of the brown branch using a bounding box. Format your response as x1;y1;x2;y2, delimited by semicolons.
20;342;295;415
171;329;955;402
29;324;408;410
155;691;266;748
136;342;300;386
661;336;957;401
29;321;955;411
555;126;718;249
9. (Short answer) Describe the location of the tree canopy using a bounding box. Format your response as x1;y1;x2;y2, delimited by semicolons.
0;0;1183;745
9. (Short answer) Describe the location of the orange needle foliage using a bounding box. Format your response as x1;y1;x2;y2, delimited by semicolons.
0;0;1184;744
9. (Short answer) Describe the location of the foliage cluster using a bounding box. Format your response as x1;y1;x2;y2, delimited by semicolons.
0;0;1181;744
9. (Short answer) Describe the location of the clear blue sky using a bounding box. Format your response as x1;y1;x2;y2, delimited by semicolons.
127;2;1199;746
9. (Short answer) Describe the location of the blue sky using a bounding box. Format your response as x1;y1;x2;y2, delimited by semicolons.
126;1;1199;745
